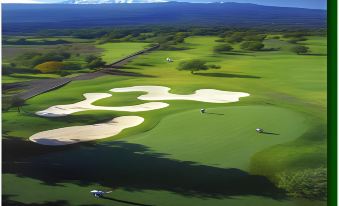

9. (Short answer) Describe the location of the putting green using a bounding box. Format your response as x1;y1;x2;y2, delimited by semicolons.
126;105;310;170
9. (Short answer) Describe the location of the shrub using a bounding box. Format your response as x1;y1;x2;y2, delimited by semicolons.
277;167;327;200
214;44;234;53
240;41;264;51
283;32;308;38
63;62;82;71
18;52;41;61
288;37;308;44
11;96;25;113
271;36;281;39
226;32;245;43
60;52;71;59
87;58;105;69
35;61;65;73
85;55;98;63
59;71;71;77
244;34;267;41
2;64;36;75
85;55;105;69
291;45;309;54
208;64;221;69
21;52;72;67
159;44;188;51
215;39;225;42
177;59;209;74
3;38;70;45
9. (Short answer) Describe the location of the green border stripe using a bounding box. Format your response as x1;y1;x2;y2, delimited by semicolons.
328;0;337;205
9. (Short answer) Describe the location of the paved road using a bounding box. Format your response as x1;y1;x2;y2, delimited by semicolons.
5;44;159;101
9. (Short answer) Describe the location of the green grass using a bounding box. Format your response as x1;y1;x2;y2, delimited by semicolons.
3;35;327;206
2;73;59;83
3;174;326;206
96;42;150;64
126;106;310;170
301;36;327;55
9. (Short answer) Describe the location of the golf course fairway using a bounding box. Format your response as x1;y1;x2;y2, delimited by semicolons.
3;35;326;206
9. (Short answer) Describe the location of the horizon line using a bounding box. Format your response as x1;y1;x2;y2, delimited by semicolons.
2;1;327;10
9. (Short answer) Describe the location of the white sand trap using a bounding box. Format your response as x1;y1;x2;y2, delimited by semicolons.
36;93;169;117
29;116;144;146
110;86;250;103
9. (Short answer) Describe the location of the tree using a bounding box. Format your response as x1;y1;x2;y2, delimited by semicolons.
288;37;308;44
277;167;327;200
35;61;65;73
59;71;71;77
283;32;308;38
214;44;234;53
291;45;309;54
87;58;105;69
85;55;105;69
85;55;98;63
215;39;226;42
208;64;221;69
177;59;209;74
60;52;71;59
226;32;245;43
12;96;25;113
244;34;267;42
27;52;71;67
271;36;281;39
240;41;264;51
63;62;82;71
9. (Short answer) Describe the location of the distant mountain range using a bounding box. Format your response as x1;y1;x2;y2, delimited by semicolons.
62;0;166;3
3;2;326;34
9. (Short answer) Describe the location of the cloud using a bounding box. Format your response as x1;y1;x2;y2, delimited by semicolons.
3;0;41;3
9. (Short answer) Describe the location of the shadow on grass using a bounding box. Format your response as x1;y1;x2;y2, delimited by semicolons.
220;52;255;56
205;112;224;116
102;69;155;78
260;48;280;52
195;72;261;79
101;196;154;206
121;66;143;70
3;195;70;206
6;74;53;80
303;53;327;56
133;63;154;67
261;131;280;135
3;138;285;199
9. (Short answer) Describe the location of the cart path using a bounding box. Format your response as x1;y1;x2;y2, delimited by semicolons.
5;44;159;101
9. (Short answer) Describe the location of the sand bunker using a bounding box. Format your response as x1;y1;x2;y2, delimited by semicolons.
32;86;249;145
110;86;250;103
29;116;144;146
36;87;249;117
36;93;169;117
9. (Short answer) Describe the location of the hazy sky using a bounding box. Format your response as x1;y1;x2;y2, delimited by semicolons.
2;0;327;9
